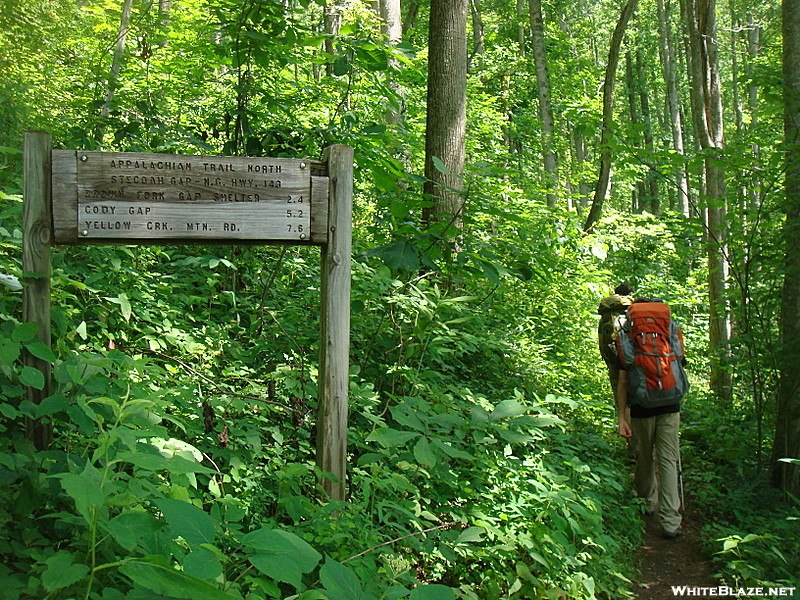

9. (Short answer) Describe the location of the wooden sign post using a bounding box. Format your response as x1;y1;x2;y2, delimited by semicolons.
23;131;53;450
23;132;353;502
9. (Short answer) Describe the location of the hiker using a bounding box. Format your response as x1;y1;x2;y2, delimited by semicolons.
597;283;634;405
616;297;689;540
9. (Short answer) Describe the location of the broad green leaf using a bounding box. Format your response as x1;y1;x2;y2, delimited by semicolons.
106;293;132;322
116;447;214;474
120;557;234;599
409;584;455;600
150;437;204;462
184;547;223;580
25;339;56;362
34;393;69;418
243;528;321;589
431;156;450;176
106;510;163;550
58;465;107;523
455;526;484;544
489;399;527;421
413;437;437;467
20;365;45;389
12;322;39;342
320;557;373;600
0;403;20;419
371;240;420;272
0;338;21;365
366;427;419;448
155;498;215;547
76;320;88;340
333;55;350;76
431;440;475;461
42;551;90;592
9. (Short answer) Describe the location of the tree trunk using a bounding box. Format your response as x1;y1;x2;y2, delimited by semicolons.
423;0;468;234
657;0;689;216
528;0;559;207
517;0;526;55
95;0;134;146
156;0;172;48
772;0;800;497
324;0;347;76
468;0;485;70
625;50;647;213
583;0;638;232
380;0;404;126
684;0;732;401
636;48;659;214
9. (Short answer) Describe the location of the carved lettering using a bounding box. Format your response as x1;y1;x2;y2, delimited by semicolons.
84;220;131;230
147;222;171;231
230;178;256;187
247;164;282;173
110;159;192;170
110;175;166;184
84;205;116;215
186;223;210;231
137;191;164;201
84;189;124;199
213;192;261;202
203;162;235;172
128;206;151;215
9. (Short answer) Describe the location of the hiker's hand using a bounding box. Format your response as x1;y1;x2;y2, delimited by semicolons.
618;420;632;439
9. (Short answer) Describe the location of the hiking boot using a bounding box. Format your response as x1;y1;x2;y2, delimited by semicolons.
662;529;683;540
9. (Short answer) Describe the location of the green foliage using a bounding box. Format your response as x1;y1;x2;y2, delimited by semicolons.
680;395;800;588
1;0;795;594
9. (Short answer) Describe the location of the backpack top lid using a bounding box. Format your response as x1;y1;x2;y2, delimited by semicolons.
628;301;672;337
598;294;633;315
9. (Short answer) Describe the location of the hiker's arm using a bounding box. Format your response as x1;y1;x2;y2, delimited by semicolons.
616;370;632;439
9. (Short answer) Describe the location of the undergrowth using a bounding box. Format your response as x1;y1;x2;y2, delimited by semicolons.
0;191;643;599
681;393;800;589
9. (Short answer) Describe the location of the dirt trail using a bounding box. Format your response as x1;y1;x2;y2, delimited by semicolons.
634;503;720;599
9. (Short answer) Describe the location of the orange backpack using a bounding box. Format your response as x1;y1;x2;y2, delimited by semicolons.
616;301;689;408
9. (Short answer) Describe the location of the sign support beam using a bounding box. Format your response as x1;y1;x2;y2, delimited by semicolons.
318;145;353;502
22;131;53;450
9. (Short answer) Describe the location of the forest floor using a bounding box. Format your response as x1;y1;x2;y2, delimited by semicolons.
634;499;720;599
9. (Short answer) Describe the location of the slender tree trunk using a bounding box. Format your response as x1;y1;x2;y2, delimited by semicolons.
625;51;646;212
684;0;732;401
468;0;485;70
423;0;468;234
517;0;526;55
657;0;689;216
325;0;347;75
636;48;659;214
156;0;172;48
95;0;134;146
403;0;420;35
573;129;592;210
380;0;404;126
529;0;559;207
583;0;638;231
746;13;763;211
772;0;800;497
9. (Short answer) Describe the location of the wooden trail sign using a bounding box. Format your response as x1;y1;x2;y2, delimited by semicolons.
23;132;352;502
52;150;329;245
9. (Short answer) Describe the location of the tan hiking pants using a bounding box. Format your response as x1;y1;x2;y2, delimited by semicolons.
631;412;682;533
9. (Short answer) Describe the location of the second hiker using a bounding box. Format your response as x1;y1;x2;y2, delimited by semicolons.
616;297;689;540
